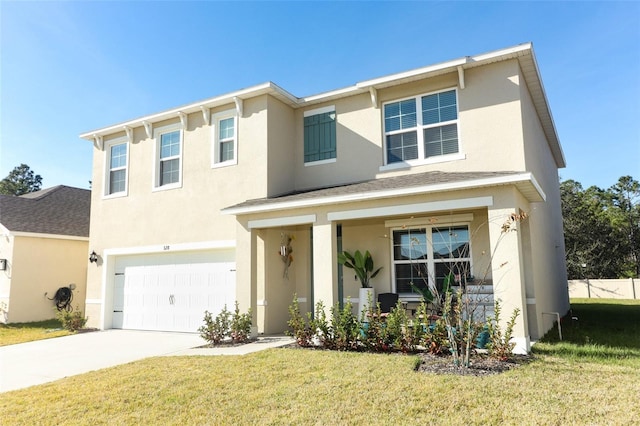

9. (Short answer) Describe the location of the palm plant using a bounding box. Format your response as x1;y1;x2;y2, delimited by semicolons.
337;250;383;288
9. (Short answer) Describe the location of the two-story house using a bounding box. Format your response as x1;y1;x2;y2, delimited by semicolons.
80;43;569;353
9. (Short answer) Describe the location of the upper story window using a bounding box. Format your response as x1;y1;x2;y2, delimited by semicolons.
154;124;183;190
212;110;237;167
391;224;471;296
104;136;128;198
304;105;336;165
383;88;459;166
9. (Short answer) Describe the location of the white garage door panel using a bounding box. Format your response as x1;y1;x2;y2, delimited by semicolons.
114;251;236;333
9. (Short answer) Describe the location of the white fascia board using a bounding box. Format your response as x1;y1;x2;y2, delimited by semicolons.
527;172;547;202
300;86;365;104
356;43;532;90
468;42;532;63
80;82;299;140
0;223;11;236
524;47;566;168
7;231;89;241
330;199;491;222
356;58;469;89
103;240;235;257
222;172;544;216
248;214;316;229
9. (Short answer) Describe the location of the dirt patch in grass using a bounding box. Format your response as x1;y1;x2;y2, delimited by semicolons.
415;353;533;376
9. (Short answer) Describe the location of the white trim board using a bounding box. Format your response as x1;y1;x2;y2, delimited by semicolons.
103;240;236;257
248;215;316;229
328;197;493;222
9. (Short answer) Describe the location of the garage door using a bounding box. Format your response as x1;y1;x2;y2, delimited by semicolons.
112;250;236;333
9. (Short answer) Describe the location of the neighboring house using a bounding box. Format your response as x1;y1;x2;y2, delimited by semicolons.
0;186;90;323
80;43;568;353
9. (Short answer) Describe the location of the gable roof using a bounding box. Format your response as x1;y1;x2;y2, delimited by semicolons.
222;170;545;216
79;43;564;168
0;185;91;237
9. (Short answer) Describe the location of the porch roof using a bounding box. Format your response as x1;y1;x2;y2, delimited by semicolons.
222;171;545;216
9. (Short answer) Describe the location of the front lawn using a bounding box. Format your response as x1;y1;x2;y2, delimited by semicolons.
0;319;70;346
1;299;639;425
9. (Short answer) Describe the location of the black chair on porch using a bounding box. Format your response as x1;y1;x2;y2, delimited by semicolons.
377;292;399;314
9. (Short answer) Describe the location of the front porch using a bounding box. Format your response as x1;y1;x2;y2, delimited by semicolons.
223;172;544;353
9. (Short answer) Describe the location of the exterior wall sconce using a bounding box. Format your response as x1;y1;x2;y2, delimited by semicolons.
89;251;98;264
0;259;6;271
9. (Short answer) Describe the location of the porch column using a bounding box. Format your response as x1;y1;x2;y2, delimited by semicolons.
487;191;530;354
312;218;338;316
235;220;258;335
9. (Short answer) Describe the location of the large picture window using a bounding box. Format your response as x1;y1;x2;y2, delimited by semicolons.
392;224;471;296
383;89;459;165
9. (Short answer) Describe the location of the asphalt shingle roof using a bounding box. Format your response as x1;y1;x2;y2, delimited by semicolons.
0;185;90;237
225;170;522;211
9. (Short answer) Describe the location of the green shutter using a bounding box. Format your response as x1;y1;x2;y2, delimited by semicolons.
304;111;336;163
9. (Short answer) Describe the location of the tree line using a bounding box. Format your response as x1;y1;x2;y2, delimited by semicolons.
561;176;640;279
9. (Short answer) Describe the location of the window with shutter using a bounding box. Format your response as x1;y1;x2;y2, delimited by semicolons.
304;107;336;164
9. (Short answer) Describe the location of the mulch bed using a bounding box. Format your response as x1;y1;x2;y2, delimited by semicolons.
415;353;533;376
282;342;532;376
196;339;257;348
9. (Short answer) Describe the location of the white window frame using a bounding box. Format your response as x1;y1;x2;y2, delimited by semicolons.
303;105;337;166
153;123;183;191
103;136;129;199
388;217;473;300
211;109;238;168
380;87;464;171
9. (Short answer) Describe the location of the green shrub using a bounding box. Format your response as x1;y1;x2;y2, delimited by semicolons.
199;306;231;345
330;300;359;351
311;301;332;348
55;307;87;332
230;302;252;343
286;295;315;347
359;299;387;352
486;299;520;360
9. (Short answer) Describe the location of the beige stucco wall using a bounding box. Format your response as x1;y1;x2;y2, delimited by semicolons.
288;60;528;192
86;96;274;328
518;66;570;339
1;236;88;323
0;232;14;322
266;96;296;197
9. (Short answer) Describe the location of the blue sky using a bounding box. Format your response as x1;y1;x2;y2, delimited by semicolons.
1;1;638;191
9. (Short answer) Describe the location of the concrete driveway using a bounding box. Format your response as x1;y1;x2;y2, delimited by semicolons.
0;330;293;393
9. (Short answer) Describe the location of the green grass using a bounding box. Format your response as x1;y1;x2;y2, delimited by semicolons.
1;299;640;425
533;298;640;364
0;319;70;346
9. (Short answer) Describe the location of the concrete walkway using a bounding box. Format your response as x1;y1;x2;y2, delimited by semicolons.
0;330;293;393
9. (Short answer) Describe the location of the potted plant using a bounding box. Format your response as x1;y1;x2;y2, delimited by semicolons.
338;250;383;318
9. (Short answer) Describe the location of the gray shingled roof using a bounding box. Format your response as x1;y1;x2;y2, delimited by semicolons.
0;186;90;237
225;171;524;212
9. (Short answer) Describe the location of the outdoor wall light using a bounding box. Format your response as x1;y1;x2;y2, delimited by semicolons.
89;251;99;264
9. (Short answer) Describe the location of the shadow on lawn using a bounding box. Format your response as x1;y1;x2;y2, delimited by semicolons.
533;302;640;360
